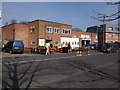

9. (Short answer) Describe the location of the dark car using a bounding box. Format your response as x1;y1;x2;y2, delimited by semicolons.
91;44;103;50
102;43;118;53
3;41;24;54
83;44;92;51
90;44;97;50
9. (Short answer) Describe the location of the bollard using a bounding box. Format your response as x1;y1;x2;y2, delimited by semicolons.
76;51;82;56
87;50;90;55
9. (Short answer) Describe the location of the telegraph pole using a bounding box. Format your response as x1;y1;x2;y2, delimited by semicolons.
102;15;105;45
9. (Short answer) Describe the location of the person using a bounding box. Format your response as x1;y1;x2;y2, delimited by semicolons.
49;42;54;54
45;42;50;55
65;42;68;47
50;42;53;48
68;42;71;53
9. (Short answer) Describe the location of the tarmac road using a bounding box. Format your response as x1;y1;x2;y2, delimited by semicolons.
2;51;119;88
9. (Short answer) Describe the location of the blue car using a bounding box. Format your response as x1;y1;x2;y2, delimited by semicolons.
3;41;24;54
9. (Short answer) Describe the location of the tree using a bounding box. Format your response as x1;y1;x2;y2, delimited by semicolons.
19;21;28;25
11;19;17;24
4;22;9;26
72;28;83;32
90;1;120;22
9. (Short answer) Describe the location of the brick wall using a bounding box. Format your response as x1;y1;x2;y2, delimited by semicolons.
2;24;29;47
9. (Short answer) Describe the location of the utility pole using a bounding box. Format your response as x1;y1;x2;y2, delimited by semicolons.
102;15;105;45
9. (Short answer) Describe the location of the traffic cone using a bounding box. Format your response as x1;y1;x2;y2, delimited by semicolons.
76;51;82;56
87;50;90;55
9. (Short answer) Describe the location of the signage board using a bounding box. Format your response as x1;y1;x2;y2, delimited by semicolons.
39;39;45;46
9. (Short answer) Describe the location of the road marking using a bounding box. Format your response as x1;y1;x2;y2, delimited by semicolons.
2;52;103;64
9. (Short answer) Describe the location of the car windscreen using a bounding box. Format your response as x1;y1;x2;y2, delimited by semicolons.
104;44;112;47
13;41;24;47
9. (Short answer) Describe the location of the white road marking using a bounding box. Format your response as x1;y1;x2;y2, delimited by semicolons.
2;53;104;64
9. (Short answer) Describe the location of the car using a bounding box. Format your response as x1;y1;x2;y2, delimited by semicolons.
3;41;24;54
91;44;103;50
83;44;92;51
102;43;118;53
90;44;97;50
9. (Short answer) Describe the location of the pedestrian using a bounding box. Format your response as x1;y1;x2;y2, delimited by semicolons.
45;42;50;55
49;41;54;54
68;42;71;53
50;42;53;48
65;42;68;47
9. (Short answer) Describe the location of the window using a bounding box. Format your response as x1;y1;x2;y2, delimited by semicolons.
55;42;59;45
46;26;53;33
31;40;35;45
118;28;120;31
72;42;74;45
108;34;113;38
30;26;35;33
108;27;113;30
114;35;119;38
62;29;71;35
75;42;76;45
115;27;119;31
54;28;60;33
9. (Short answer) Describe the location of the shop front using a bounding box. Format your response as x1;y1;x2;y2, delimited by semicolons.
81;35;91;46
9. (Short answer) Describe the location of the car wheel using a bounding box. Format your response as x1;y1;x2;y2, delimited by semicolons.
116;50;118;53
10;51;13;54
3;49;6;52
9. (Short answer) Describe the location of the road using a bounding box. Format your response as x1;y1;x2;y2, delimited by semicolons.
2;51;119;89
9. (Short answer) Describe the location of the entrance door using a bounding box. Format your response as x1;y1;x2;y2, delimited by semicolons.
82;40;85;46
86;40;90;44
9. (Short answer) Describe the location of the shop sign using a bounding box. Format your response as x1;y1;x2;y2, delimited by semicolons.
39;39;45;46
81;35;91;40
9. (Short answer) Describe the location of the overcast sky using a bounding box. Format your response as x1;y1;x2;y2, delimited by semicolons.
2;2;118;31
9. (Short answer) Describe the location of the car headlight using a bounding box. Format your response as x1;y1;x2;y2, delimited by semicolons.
107;47;111;51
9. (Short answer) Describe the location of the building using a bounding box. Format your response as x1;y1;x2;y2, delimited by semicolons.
2;19;97;49
71;31;97;47
2;20;72;48
86;24;120;44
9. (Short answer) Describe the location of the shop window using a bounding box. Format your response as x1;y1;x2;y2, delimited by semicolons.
46;26;53;33
72;42;74;45
31;40;35;45
75;42;76;45
30;26;35;33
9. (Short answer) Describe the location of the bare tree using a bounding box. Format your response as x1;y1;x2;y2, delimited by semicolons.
4;22;9;26
2;57;48;90
19;21;28;25
11;19;17;24
90;1;120;22
72;28;83;32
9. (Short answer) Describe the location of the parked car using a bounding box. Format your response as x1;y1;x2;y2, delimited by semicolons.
102;43;118;53
90;44;96;50
91;44;103;50
83;44;92;51
3;41;24;54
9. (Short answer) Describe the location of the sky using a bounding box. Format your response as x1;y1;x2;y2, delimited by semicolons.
2;2;118;31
